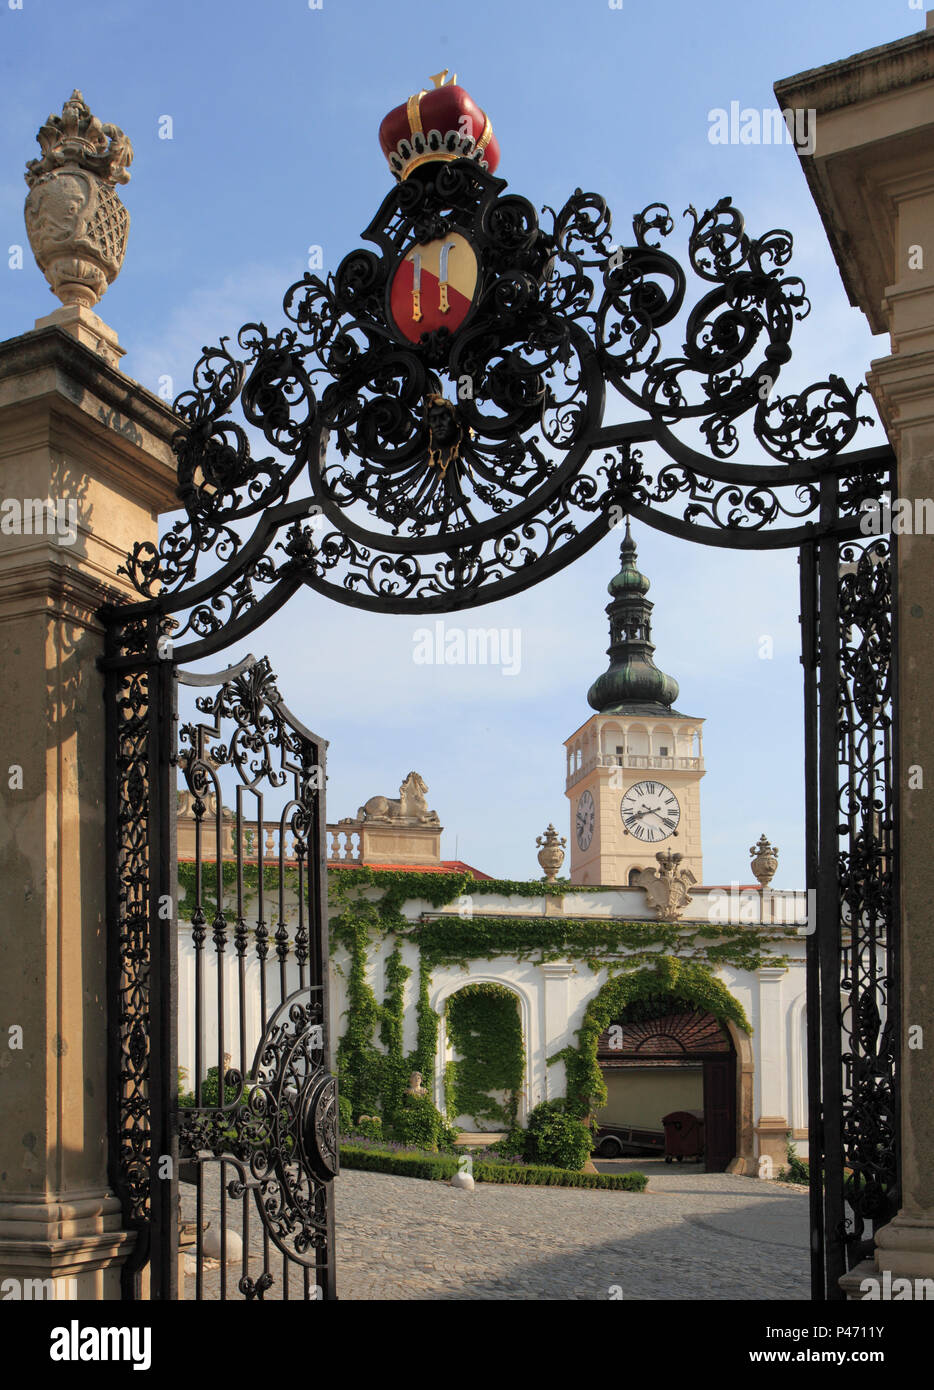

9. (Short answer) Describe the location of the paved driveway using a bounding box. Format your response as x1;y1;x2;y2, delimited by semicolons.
335;1159;809;1300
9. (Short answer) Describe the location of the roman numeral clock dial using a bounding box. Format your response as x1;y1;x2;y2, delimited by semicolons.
576;789;595;851
620;781;680;843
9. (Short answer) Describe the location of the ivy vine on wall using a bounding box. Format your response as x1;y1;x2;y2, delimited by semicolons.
444;983;524;1127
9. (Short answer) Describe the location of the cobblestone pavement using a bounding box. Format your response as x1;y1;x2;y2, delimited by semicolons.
181;1159;809;1301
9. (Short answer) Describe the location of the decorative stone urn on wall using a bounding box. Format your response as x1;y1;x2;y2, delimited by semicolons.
24;89;133;310
749;834;779;888
536;824;567;882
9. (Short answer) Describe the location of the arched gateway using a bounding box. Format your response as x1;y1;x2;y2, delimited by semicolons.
101;73;897;1301
597;1004;738;1172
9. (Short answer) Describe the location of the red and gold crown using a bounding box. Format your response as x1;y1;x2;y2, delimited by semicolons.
379;69;500;182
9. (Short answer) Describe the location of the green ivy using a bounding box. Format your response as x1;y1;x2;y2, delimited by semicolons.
332;894;384;1119
380;944;411;1125
409;954;438;1083
412;914;780;972
445;983;524;1127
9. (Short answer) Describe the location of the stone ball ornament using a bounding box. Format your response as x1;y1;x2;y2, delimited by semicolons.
24;89;133;310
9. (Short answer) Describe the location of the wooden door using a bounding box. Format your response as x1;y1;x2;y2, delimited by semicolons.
702;1055;736;1172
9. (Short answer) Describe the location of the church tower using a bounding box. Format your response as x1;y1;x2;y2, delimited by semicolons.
565;524;705;886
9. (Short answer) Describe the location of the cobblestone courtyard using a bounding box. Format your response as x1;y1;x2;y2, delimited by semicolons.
335;1162;809;1300
180;1159;809;1300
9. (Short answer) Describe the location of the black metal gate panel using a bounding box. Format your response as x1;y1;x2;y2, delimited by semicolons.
105;638;336;1299
801;499;899;1299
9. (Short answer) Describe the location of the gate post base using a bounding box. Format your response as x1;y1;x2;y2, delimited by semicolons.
838;1259;875;1301
0;1193;135;1299
873;1212;934;1281
837;1218;934;1300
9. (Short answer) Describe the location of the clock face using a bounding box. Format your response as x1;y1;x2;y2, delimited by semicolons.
620;781;680;843
576;790;595;851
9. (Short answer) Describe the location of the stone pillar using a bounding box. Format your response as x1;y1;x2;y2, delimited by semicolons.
541;962;574;1106
0;91;179;1297
0;321;179;1296
776;17;934;1288
754;966;790;1172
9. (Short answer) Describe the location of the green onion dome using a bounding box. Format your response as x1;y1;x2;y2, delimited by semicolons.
587;521;680;713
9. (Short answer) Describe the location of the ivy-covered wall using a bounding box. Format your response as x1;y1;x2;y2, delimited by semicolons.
445;983;524;1127
323;868;787;1127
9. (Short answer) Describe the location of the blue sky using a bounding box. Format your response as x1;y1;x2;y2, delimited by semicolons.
1;0;918;884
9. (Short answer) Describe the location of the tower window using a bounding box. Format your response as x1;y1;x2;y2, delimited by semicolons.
659;745;669;756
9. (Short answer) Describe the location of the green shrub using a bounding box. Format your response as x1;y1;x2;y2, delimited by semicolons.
489;1123;526;1160
778;1135;810;1185
472;1160;647;1191
178;1065;240;1109
354;1115;383;1142
391;1092;450;1151
524;1100;593;1171
338;1093;353;1135
340;1146;458;1181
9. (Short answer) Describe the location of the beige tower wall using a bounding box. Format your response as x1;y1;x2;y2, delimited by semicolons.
566;711;705;885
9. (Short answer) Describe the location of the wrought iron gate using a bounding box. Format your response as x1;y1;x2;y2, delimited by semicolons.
101;129;899;1299
104;638;336;1300
801;512;899;1298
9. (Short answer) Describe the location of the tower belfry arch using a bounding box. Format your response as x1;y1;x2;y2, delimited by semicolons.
100;73;897;1302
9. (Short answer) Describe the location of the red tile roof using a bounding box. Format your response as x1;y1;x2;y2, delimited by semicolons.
327;859;492;879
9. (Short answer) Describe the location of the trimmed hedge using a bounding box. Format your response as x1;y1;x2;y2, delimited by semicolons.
473;1161;647;1191
340;1147;455;1181
340;1145;647;1191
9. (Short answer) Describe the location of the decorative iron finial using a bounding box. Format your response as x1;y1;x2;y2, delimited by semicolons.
536;823;567;882
750;834;779;888
429;68;458;88
24;90;133;309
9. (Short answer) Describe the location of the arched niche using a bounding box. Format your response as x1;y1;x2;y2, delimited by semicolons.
431;975;533;1128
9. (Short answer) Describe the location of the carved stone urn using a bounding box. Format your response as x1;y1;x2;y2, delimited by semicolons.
750;834;779;888
536;824;567;882
24;90;133;309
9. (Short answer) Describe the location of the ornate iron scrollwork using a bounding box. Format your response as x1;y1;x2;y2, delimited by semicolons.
178;990;336;1268
116;161;886;656
837;538;898;1249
